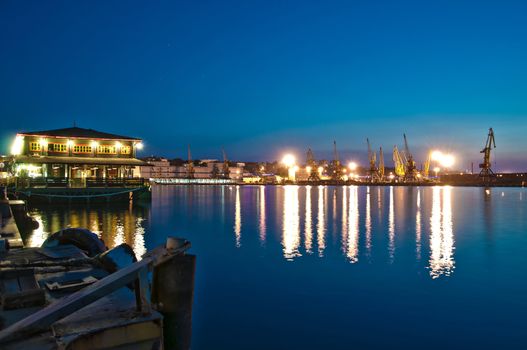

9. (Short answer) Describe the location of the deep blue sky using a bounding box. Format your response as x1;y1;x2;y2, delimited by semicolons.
1;0;527;170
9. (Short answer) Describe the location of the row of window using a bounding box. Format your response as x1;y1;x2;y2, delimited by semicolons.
29;142;132;155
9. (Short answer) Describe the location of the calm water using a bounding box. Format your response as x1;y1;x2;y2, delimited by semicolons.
26;185;527;349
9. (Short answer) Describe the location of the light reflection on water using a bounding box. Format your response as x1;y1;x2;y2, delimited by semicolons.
26;204;149;259
25;185;461;279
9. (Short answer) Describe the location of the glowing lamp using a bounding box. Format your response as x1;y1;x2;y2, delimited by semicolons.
135;142;144;150
281;154;296;168
11;135;24;155
39;138;47;147
348;162;357;171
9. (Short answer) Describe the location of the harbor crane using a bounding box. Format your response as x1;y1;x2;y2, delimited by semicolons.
393;146;405;178
479;128;496;179
221;147;230;179
186;144;195;179
366;138;380;182
378;147;385;180
423;151;432;179
306;148;320;181
331;141;343;181
403;134;418;181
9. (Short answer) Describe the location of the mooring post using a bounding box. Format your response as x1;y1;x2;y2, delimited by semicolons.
152;237;196;350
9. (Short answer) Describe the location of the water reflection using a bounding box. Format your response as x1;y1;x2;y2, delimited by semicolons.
429;187;455;279
365;186;372;257
259;186;266;245
388;186;395;262
416;189;421;261
25;185;461;279
317;186;326;257
341;185;348;255
346;186;359;263
234;185;241;247
26;204;148;258
282;186;301;260
305;186;313;254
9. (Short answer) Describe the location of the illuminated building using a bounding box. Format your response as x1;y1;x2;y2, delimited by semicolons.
10;126;145;188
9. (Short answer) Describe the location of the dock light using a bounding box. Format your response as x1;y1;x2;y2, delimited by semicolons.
115;141;122;149
348;162;357;171
431;150;443;161
91;141;99;148
440;154;455;168
67;140;74;147
434;167;441;177
318;166;324;175
306;166;312;174
281;154;296;168
389;172;395;180
10;135;24;155
431;150;455;168
38;138;47;147
135;142;144;150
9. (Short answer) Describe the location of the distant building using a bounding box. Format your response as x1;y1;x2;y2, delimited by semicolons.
175;160;244;181
135;157;177;179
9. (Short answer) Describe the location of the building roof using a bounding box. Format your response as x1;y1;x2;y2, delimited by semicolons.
18;127;141;141
15;155;146;166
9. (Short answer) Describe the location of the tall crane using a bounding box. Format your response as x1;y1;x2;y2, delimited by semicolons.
423;151;432;179
479;128;496;179
393;146;405;178
186;144;195;179
367;138;379;182
306;148;320;181
403;134;417;181
331;140;343;181
221;147;230;179
378;146;385;180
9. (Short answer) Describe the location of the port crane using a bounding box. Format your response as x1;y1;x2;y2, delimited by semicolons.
221;147;230;179
479;128;496;179
366;138;380;182
423;151;431;179
331;141;343;181
393;146;405;178
186;144;195;179
378;147;385;180
306;148;320;181
402;134;418;181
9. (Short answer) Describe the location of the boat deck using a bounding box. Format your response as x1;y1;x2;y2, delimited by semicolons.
0;245;164;349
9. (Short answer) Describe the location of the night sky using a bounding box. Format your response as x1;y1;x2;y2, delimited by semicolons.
1;0;527;170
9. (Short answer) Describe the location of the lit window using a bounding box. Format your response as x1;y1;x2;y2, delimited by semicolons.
29;142;42;152
73;145;93;153
48;143;68;153
120;145;131;154
97;145;117;154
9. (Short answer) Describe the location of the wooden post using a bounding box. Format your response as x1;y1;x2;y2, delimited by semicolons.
152;238;196;350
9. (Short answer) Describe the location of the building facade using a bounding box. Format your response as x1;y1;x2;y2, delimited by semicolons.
10;127;145;187
135;157;178;179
